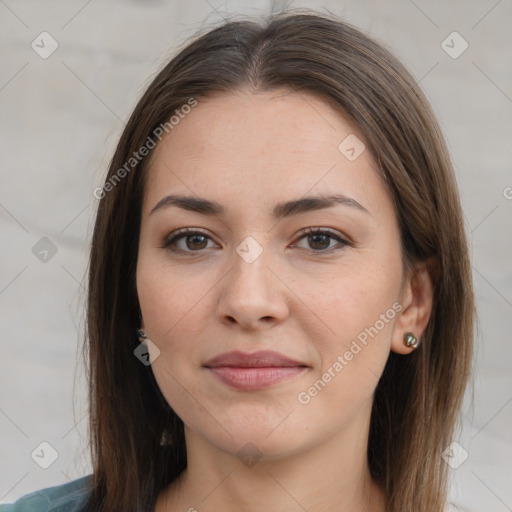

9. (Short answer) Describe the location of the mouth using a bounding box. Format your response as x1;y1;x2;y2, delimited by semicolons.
203;350;309;391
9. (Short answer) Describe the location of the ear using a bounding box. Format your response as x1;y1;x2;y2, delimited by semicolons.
391;256;437;355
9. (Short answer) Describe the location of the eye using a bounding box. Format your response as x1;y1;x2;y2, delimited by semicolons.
160;228;216;254
294;227;351;253
160;227;352;255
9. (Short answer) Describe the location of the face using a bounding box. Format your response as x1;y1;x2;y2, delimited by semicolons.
136;88;407;460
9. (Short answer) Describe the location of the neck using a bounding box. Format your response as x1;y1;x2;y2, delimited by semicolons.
156;408;386;512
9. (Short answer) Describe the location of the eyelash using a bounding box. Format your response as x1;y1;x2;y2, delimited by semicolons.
160;227;352;255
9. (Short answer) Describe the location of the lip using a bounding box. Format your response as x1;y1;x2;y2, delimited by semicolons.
204;350;307;368
203;350;309;391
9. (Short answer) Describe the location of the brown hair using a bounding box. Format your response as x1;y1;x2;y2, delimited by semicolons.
83;9;474;512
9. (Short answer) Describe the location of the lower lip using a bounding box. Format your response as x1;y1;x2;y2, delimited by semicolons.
207;366;307;390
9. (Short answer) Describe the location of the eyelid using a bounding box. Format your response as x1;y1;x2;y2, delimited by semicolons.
160;227;215;249
160;226;354;254
295;226;354;245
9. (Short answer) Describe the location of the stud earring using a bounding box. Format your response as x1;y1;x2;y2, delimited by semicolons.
137;328;147;342
404;332;419;348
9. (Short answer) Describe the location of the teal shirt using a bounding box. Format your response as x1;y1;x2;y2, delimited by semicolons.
0;475;92;512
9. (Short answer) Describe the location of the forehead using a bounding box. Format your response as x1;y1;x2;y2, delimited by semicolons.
143;88;389;217
151;88;368;161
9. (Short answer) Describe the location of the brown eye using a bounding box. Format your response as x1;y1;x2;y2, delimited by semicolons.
295;228;351;253
161;228;214;253
307;232;331;250
160;227;352;256
183;234;208;250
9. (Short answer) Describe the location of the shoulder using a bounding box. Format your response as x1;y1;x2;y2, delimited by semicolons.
0;475;93;512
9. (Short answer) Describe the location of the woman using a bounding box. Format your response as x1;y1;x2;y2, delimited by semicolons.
1;9;474;512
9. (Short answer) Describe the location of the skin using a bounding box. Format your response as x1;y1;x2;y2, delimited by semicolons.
136;87;434;512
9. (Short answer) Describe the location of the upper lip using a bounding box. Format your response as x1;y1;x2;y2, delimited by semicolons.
203;350;308;368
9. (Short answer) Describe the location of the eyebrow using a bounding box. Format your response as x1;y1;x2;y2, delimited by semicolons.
149;193;370;218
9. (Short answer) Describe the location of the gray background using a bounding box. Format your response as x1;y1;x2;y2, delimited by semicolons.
1;0;511;510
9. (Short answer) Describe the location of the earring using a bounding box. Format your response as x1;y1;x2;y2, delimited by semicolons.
137;328;147;341
404;332;419;348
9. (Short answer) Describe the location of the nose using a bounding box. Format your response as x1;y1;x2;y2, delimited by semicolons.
216;243;290;330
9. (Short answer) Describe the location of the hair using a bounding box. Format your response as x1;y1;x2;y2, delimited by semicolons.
82;8;474;512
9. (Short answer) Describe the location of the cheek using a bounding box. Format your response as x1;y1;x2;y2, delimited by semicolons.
136;257;215;406
137;254;207;343
294;285;397;428
137;265;207;416
294;254;401;398
299;258;400;344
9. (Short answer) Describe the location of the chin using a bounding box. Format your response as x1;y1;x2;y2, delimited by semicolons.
217;434;307;465
197;416;313;462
